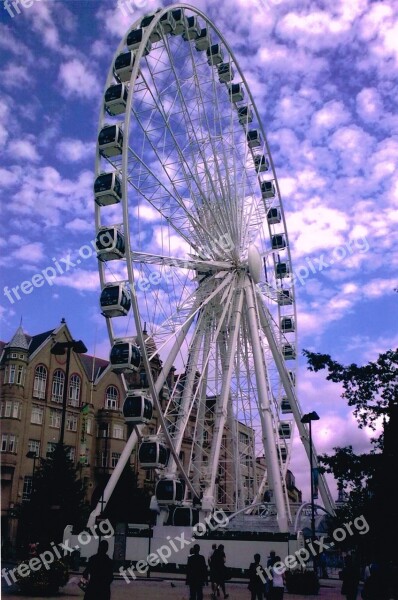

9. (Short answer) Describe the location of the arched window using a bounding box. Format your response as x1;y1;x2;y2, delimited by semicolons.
69;374;81;407
105;385;119;410
33;365;47;399
51;369;65;403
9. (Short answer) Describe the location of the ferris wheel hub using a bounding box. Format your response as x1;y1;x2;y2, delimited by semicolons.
247;244;263;284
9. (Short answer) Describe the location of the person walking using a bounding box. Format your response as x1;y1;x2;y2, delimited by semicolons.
269;556;285;600
248;554;266;600
186;543;208;600
208;543;218;597
211;544;229;599
340;555;359;600
82;540;114;600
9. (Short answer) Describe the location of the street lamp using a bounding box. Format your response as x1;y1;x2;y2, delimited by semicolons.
50;340;87;445
301;411;320;568
98;423;109;516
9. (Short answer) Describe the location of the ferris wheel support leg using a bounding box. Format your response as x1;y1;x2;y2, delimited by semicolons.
244;280;289;533
202;281;244;512
86;426;142;528
255;291;336;516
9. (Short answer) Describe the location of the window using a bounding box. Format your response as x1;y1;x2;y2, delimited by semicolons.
28;440;40;455
16;366;25;385
5;365;16;384
111;452;120;468
105;385;119;409
8;435;17;452
10;352;17;359
1;434;7;452
33;365;47;399
12;402;20;419
101;452;108;467
113;424;123;439
50;409;61;428
68;374;81;407
86;418;92;435
31;405;44;425
4;402;12;418
51;369;65;403
66;447;76;462
47;442;57;457
22;476;33;501
66;413;77;432
239;432;249;445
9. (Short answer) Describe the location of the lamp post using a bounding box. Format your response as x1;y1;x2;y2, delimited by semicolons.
50;340;87;445
301;411;320;571
98;423;109;516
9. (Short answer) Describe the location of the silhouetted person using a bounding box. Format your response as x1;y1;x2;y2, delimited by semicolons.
208;543;218;596
267;550;276;568
186;543;208;600
211;544;229;599
83;540;114;600
269;556;285;600
248;554;266;600
341;555;359;600
361;563;389;600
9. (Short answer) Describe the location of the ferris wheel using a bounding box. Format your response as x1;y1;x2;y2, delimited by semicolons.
91;3;335;532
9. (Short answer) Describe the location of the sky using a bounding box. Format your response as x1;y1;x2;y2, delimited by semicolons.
0;0;397;503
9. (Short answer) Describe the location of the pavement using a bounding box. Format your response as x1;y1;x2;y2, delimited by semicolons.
1;576;346;599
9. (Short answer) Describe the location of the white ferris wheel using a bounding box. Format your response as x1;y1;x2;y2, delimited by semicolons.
91;3;335;532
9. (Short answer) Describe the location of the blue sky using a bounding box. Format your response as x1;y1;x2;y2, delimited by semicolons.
0;0;397;499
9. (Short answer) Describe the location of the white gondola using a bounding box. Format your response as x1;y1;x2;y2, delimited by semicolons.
195;28;210;51
288;370;296;386
139;436;168;468
272;234;287;250
156;477;184;505
254;154;269;173
217;62;234;83
123;392;153;424
278;289;293;305
282;344;296;360
279;422;291;439
206;43;224;65
94;172;122;206
228;83;244;102
170;9;187;35
183;16;201;40
114;51;135;83
262;182;276;200
275;262;290;279
100;283;131;318
104;83;128;116
110;341;141;373
141;13;161;42
247;129;262;148
237;105;253;124
98;124;123;157
172;507;199;526
96;226;125;261
127;28;152;55
159;11;176;34
281;317;295;333
280;398;292;413
277;446;287;462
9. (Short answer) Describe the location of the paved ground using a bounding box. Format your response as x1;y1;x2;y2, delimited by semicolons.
1;576;346;599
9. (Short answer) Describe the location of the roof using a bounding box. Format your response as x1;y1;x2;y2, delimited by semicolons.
6;325;29;350
79;353;109;381
26;329;55;355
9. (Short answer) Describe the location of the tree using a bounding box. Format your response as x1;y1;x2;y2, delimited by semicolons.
19;444;88;549
303;348;398;558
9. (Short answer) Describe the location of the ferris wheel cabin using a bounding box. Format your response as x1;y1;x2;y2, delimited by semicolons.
155;477;184;505
254;154;269;173
228;83;244;103
183;16;201;40
277;446;288;462
100;283;131;318
281;316;295;333
139;437;169;469
237;105;253;124
127;28;152;55
159;11;176;34
195;28;211;51
247;129;262;148
170;9;187;35
109;341;141;373
218;62;234;83
272;234;287;250
114;51;136;83
171;506;200;526
96;227;125;261
278;289;293;305
280;398;292;414
94;172;122;206
282;344;296;360
207;43;224;65
275;262;290;279
98;124;123;158
279;422;292;439
140;13;162;42
123;392;153;424
262;182;276;200
104;84;128;116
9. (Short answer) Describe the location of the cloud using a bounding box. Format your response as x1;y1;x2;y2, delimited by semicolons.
11;242;45;265
0;64;33;89
7;140;40;162
56;139;95;163
58;59;101;99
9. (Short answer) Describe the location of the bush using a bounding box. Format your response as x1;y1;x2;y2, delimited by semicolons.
16;559;69;596
285;569;320;595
